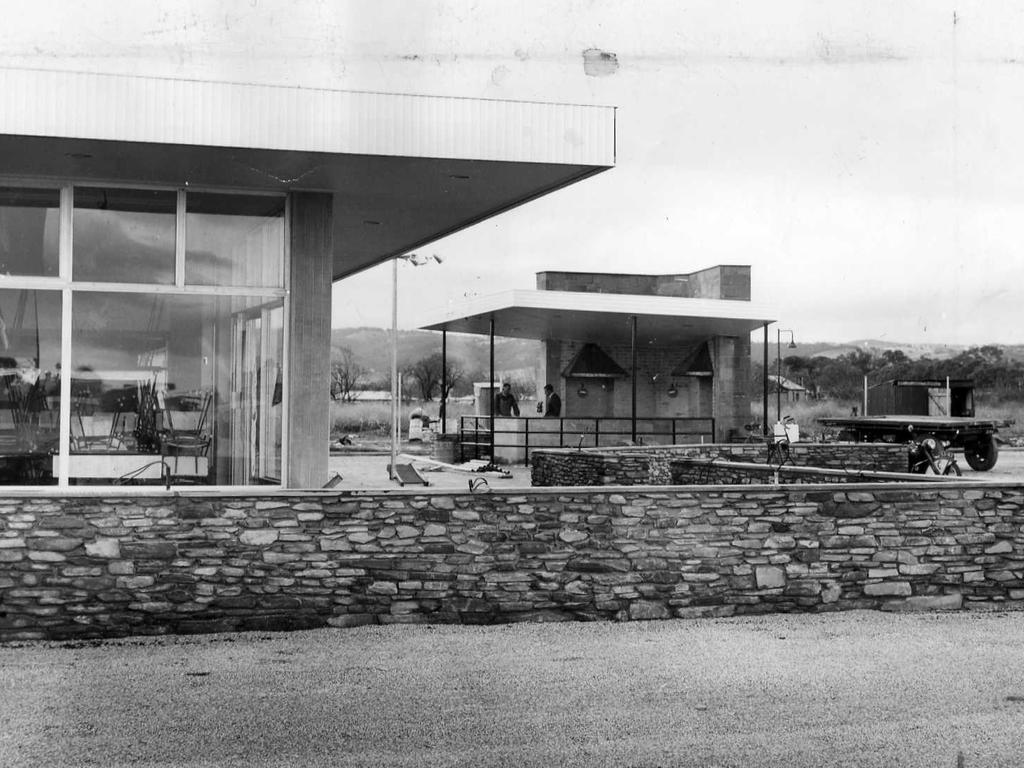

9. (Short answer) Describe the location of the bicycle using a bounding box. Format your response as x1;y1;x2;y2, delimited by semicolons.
908;436;962;476
766;416;796;468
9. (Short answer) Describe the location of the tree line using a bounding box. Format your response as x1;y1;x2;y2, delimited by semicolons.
752;345;1024;402
330;347;534;402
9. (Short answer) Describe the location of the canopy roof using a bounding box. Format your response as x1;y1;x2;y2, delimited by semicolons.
0;67;615;282
418;289;775;347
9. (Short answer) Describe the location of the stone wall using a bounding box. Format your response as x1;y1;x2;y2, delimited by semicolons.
530;443;911;487
669;458;945;485
2;481;1024;641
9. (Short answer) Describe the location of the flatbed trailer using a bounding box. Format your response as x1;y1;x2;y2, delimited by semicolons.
817;415;1010;471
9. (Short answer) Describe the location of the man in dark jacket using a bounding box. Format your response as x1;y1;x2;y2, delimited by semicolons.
542;383;561;417
493;382;520;416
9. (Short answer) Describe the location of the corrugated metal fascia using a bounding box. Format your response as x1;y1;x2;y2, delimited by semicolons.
0;68;615;166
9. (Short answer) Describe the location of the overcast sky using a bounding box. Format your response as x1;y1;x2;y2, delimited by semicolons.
4;0;1024;345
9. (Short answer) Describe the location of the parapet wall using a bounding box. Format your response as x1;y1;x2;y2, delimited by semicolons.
2;481;1023;641
530;443;911;486
670;458;944;485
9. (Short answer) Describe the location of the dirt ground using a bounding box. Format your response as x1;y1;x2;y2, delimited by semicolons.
327;450;533;491
3;611;1024;767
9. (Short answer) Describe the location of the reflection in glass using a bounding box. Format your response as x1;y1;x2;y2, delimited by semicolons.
0;187;60;277
0;289;61;484
73;187;176;284
70;292;284;485
186;193;285;287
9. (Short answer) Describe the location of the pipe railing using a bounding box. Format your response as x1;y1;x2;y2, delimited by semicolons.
456;415;716;464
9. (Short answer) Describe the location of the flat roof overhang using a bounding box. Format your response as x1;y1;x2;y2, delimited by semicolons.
0;68;615;281
417;290;777;346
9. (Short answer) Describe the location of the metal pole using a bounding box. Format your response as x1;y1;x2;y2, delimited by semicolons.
631;314;637;443
762;323;769;435
390;258;398;480
776;328;782;424
440;329;447;435
489;315;495;461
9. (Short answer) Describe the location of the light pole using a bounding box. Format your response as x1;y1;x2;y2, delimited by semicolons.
776;328;796;423
390;253;442;480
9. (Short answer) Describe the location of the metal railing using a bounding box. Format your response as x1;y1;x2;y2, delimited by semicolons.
457;415;716;464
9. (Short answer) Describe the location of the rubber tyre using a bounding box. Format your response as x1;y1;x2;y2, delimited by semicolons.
942;461;962;477
964;437;999;472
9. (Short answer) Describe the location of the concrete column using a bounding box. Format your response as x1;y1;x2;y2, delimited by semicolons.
710;335;751;442
286;192;333;488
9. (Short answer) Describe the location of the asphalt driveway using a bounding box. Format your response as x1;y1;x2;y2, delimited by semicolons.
3;610;1024;767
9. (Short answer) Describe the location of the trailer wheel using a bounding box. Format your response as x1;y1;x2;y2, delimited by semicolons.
964;437;999;471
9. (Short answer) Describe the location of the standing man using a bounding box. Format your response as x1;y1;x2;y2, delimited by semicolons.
493;382;520;416
542;383;561;417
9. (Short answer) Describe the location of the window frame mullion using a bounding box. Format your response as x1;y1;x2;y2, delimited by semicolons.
175;189;186;287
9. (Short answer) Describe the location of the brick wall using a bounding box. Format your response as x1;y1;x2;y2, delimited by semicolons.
530;443;911;486
2;482;1023;641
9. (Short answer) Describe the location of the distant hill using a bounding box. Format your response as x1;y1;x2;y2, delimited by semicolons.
751;340;1024;362
331;327;541;383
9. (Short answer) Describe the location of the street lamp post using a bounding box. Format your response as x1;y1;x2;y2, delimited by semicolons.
776;329;796;423
390;253;442;481
390;258;399;480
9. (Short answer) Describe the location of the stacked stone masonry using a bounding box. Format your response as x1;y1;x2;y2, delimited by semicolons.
669;458;945;485
1;481;1023;641
530;443;911;487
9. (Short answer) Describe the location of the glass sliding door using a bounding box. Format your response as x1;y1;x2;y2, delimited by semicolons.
229;302;283;484
263;306;284;482
231;311;261;484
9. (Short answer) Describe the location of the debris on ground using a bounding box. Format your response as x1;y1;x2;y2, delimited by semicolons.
399;453;513;478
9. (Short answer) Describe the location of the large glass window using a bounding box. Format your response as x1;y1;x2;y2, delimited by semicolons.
0;183;290;487
73;187;177;284
0;187;60;277
186;193;285;288
70;292;284;485
0;289;62;485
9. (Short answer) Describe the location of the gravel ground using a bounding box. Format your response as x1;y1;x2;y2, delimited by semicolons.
3;610;1024;767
